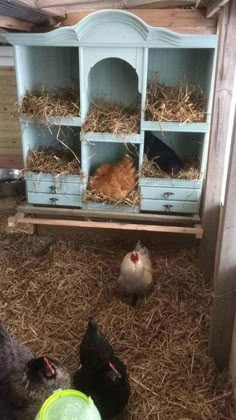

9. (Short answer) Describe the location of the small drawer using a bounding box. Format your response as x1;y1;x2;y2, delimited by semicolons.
141;199;199;214
140;186;200;202
27;192;82;207
26;180;81;195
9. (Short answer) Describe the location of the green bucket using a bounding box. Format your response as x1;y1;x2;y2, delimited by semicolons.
35;389;102;420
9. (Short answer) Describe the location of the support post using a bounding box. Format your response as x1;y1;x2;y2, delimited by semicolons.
200;0;236;278
209;106;236;370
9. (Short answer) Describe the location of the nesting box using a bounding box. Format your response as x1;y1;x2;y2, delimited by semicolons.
6;10;218;216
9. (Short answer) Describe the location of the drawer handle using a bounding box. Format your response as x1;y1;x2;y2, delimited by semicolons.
163;204;173;212
49;185;56;193
163;192;174;199
49;197;59;204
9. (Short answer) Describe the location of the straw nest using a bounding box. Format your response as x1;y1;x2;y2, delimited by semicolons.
142;157;201;180
26;147;81;175
0;199;235;419
146;76;206;123
83;189;141;208
83;100;140;135
19;88;80;121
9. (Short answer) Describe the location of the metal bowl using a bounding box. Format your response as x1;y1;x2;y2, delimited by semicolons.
0;168;25;197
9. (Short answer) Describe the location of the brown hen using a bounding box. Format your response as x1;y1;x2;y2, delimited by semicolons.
88;155;137;199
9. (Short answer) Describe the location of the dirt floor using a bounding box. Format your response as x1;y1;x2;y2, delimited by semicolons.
0;198;235;419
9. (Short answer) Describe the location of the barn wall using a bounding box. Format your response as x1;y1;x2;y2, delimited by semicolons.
0;46;23;169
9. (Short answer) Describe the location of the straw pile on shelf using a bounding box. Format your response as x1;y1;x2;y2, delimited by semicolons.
19;88;80;121
83;100;140;135
146;77;206;123
26;147;81;175
0;202;235;420
83;189;140;208
142;157;200;180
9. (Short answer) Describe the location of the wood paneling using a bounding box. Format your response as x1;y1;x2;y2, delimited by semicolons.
0;66;22;168
63;8;217;34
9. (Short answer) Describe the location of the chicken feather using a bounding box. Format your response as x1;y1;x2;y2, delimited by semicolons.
88;155;137;200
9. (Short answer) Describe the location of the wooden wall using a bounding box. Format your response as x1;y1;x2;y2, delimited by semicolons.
0;49;23;169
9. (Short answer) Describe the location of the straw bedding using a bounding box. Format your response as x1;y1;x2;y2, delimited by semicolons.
19;88;80;121
142;157;201;180
83;189;141;208
146;77;206;123
0;199;235;420
26;147;81;175
83;100;140;135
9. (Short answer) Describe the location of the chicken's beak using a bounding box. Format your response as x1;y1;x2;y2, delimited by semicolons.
43;357;56;378
108;362;121;379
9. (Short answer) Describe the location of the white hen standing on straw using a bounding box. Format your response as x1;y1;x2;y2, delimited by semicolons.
118;241;153;306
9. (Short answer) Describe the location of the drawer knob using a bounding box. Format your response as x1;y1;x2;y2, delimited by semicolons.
163;192;174;199
163;204;173;212
49;185;56;193
49;197;59;204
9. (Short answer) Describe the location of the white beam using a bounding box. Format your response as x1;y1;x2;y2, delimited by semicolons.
200;0;236;277
207;0;230;18
209;102;236;370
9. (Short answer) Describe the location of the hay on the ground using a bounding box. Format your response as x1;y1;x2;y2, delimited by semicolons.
26;147;81;175
142;157;201;180
83;100;140;135
19;88;80;121
146;76;206;123
83;189;140;207
0;200;235;419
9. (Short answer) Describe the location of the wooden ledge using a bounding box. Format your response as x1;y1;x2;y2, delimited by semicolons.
8;213;203;239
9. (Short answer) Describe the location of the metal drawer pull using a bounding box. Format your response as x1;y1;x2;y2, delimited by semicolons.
49;197;59;204
163;192;174;199
163;204;173;211
49;185;56;193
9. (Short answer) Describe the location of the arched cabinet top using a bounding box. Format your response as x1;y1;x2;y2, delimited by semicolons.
5;10;217;49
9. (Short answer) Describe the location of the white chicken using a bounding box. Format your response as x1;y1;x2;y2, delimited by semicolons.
118;241;153;306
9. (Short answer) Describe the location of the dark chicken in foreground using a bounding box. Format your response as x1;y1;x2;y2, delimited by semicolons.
0;325;71;420
144;131;184;175
73;318;131;420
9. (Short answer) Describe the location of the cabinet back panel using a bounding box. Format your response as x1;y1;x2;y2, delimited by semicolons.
88;58;141;107
15;46;79;99
148;49;214;94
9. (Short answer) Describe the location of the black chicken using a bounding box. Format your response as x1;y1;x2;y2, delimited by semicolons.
144;131;184;175
73;319;131;420
0;326;71;420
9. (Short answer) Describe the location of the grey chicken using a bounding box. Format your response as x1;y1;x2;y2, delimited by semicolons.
118;240;153;306
73;319;131;420
0;325;71;420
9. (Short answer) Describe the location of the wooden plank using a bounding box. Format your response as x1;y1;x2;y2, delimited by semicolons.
0;86;18;95
209;107;236;370
0;16;33;32
0;114;18;123
199;1;236;278
7;214;204;237
196;0;210;6
0;147;22;155
0;95;17;105
0;139;21;148
0;67;15;76
0;154;23;169
207;0;230;18
0;122;20;131
0;132;20;140
27;0;195;9
0;104;17;113
0;77;16;87
63;8;217;29
17;203;201;224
